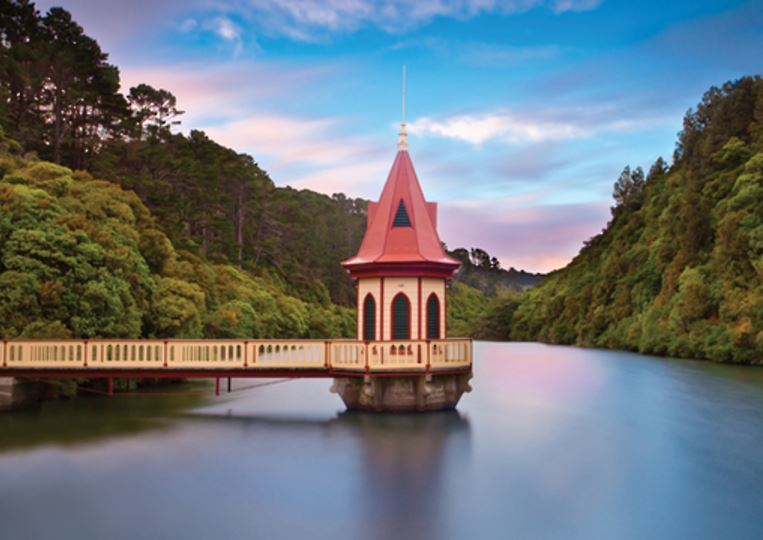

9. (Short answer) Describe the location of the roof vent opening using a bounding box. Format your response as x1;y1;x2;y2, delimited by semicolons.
392;200;412;227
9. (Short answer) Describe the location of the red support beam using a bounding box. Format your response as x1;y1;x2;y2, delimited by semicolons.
380;277;385;341
417;276;422;340
4;367;469;380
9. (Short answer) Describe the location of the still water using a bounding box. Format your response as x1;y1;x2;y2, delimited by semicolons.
1;342;763;540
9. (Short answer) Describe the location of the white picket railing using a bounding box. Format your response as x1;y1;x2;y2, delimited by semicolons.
0;338;472;373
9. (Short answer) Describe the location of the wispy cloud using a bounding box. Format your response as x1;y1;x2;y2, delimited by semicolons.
207;16;245;55
408;106;660;145
230;0;604;41
119;59;391;195
552;0;602;14
202;113;393;196
391;37;564;67
37;0;603;55
119;60;333;121
202;114;375;167
177;18;198;33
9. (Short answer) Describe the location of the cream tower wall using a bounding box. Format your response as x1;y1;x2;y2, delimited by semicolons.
381;277;418;340
420;277;447;338
356;277;447;341
357;278;382;340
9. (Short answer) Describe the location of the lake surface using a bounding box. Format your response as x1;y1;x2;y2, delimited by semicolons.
1;342;763;540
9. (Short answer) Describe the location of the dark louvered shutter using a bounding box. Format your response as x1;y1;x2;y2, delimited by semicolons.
426;294;440;339
392;200;411;227
392;294;410;339
363;295;376;341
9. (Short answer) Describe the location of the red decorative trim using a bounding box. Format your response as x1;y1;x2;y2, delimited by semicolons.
355;279;360;339
344;261;458;280
417;277;422;340
380;278;385;341
443;280;448;338
4;367;471;379
390;292;412;340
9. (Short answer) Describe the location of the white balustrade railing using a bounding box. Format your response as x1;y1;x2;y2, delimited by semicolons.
0;338;472;373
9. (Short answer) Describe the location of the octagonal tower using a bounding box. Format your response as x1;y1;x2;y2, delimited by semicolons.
331;75;471;412
341;137;460;343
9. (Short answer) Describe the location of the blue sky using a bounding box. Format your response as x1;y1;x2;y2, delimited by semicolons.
38;0;763;272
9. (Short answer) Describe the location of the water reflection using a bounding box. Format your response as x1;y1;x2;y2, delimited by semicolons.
181;409;471;540
346;412;470;540
0;382;210;452
2;343;763;539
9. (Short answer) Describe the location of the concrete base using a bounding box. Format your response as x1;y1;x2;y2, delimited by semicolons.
0;378;41;412
330;372;472;412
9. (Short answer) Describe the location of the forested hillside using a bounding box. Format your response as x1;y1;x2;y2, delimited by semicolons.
480;77;763;363
0;1;529;343
0;129;355;339
0;1;366;307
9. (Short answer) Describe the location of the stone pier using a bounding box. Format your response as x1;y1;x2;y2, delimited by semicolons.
331;372;472;412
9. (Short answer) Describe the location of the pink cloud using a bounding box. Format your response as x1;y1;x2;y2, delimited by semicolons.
287;159;392;196
119;61;333;122
200;114;391;196
439;199;610;273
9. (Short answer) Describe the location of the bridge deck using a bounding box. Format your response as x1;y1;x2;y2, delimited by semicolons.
0;338;472;379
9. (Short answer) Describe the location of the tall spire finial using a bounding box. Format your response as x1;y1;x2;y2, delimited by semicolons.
397;65;408;151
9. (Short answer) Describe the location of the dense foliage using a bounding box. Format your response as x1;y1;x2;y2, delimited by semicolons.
481;77;763;363
0;0;366;306
0;131;355;340
0;1;546;350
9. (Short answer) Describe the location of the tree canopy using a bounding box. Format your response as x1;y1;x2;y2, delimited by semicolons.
478;76;763;364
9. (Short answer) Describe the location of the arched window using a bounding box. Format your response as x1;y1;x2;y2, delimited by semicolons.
391;293;411;340
363;294;376;341
426;293;440;339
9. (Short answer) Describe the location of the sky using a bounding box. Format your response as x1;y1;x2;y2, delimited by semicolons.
37;0;763;273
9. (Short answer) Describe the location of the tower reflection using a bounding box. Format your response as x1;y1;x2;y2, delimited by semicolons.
337;411;471;540
187;409;471;540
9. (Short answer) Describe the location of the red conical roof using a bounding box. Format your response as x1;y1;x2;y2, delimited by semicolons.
342;150;460;278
